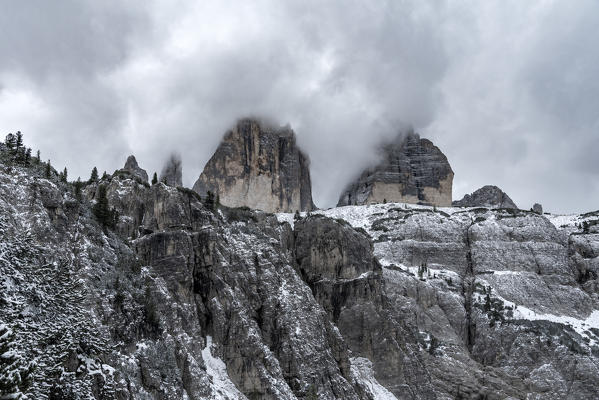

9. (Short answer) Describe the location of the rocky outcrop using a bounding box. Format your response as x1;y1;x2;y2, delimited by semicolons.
533;203;543;214
193;118;315;213
337;132;453;207
159;153;183;187
452;185;518;209
294;216;437;399
117;155;149;183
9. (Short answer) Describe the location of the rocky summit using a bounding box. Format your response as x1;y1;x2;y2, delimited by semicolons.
193;118;315;213
2;138;599;400
118;155;149;184
453;185;518;209
337;132;454;207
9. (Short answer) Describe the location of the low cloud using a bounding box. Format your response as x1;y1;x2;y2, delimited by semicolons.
0;0;597;212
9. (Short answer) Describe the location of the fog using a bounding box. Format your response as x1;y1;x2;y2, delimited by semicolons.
0;0;597;213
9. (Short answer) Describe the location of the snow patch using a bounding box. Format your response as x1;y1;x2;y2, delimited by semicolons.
202;336;248;400
350;357;398;400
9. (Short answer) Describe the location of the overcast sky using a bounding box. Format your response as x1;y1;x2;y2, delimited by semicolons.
0;1;597;213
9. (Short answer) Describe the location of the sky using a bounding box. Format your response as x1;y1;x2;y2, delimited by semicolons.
0;0;597;214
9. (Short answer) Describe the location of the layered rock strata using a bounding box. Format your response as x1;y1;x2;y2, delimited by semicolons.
193;118;315;213
337;132;453;207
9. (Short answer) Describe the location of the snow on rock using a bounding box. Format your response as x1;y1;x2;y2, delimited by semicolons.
201;336;248;400
350;357;398;400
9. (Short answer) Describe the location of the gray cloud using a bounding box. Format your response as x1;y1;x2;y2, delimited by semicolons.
0;0;597;213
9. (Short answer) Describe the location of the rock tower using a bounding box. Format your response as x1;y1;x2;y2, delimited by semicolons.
193;118;315;213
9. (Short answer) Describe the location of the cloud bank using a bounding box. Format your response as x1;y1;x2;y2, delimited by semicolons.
0;0;597;213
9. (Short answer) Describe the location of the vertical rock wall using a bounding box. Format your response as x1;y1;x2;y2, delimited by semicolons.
337;132;454;207
193;118;315;213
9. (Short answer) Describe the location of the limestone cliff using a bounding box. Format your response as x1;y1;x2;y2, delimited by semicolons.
337;132;453;207
3;143;599;399
193;118;315;213
452;185;518;209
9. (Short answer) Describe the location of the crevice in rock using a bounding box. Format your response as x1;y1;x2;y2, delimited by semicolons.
462;221;477;352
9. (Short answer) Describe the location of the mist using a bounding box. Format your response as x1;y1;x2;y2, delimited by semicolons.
0;0;597;213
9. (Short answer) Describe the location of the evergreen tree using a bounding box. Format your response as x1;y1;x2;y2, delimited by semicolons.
93;184;118;229
484;293;492;312
204;191;215;211
93;184;110;228
0;323;34;399
4;133;16;150
294;210;301;221
89;167;98;183
74;178;83;202
15;132;23;152
35;150;40;164
101;171;108;180
45;160;51;178
151;172;158;185
24;148;31;166
61;167;68;183
15;148;25;164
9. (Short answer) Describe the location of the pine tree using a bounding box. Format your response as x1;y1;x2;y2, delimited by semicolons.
0;323;34;399
74;178;83;202
35;150;40;164
93;184;118;229
15;132;23;152
93;184;110;228
484;293;491;312
45;160;51;178
101;171;108;180
4;134;16;151
294;210;301;221
61;167;68;183
151;172;158;185
204;191;215;211
15;148;25;164
24;148;31;166
89;167;98;183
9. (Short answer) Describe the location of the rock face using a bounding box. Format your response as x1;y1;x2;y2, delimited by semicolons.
308;203;599;399
3;143;599;400
119;155;149;183
193;118;315;213
159;153;182;187
337;132;453;207
453;185;518;209
533;203;543;214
